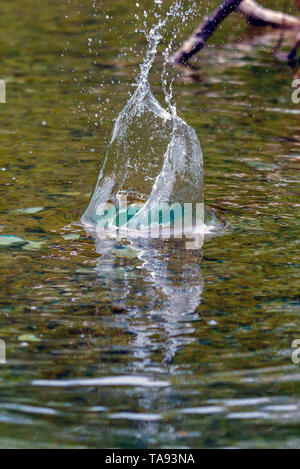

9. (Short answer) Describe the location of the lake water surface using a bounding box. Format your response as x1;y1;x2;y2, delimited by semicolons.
0;0;299;448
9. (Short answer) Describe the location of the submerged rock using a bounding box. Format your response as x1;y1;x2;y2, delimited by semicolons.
0;235;27;248
243;159;279;172
18;334;41;343
22;241;46;251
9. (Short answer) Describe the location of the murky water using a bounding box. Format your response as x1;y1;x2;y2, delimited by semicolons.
0;0;299;448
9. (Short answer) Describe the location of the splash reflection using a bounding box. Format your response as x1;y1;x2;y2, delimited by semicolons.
92;235;203;371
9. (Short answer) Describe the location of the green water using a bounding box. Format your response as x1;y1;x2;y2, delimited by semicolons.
0;0;299;448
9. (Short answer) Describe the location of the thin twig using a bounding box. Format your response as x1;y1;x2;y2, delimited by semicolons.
272;0;289;58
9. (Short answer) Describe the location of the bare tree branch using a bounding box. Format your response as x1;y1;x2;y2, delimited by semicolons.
238;0;300;29
171;0;244;64
172;0;300;65
274;32;300;67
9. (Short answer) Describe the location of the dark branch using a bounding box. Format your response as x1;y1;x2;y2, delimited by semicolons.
171;0;244;64
172;0;300;65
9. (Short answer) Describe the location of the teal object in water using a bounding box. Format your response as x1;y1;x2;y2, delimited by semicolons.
0;236;27;248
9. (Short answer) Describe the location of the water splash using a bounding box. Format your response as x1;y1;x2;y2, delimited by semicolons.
82;1;207;241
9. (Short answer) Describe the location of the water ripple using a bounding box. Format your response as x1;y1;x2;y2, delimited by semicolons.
32;376;170;388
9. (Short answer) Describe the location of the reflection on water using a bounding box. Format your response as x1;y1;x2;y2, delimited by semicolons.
93;237;204;369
